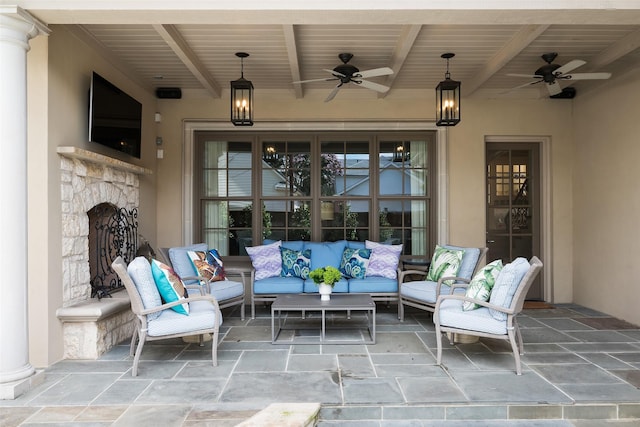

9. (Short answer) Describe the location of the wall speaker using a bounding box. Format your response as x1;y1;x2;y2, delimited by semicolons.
155;88;182;99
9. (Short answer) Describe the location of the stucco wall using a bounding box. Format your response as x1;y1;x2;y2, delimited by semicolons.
27;26;158;367
573;70;640;326
448;98;574;303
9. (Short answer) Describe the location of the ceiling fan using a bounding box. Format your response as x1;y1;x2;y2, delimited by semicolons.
293;53;393;102
507;52;611;96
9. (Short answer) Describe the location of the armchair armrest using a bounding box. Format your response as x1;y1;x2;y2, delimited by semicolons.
399;269;429;283
435;293;515;315
435;276;471;296
223;267;248;283
139;294;220;316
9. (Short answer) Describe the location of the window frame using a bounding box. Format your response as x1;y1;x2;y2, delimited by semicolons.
188;124;441;262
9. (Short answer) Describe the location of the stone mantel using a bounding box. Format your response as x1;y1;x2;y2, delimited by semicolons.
57;146;152;175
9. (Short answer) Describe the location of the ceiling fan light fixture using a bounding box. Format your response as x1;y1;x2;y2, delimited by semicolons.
231;52;254;126
435;53;461;127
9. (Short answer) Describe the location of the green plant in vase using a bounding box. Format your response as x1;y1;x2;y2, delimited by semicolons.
310;266;342;301
309;266;342;287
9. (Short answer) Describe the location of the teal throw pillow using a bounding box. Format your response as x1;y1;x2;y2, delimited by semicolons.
340;247;371;279
280;247;311;279
151;259;189;315
462;259;503;311
426;245;464;285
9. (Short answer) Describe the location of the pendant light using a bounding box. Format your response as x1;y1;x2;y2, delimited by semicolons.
230;52;254;126
435;53;461;127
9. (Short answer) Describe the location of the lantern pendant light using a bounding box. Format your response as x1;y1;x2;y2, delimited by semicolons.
435;53;461;127
230;52;254;126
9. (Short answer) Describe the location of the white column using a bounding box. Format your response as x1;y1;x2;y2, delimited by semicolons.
0;6;48;399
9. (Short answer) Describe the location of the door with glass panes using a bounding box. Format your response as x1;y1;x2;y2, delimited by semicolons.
485;142;542;300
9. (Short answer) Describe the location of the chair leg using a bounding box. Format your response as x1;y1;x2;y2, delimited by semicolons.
211;329;219;367
507;329;522;375
129;327;139;357
435;324;443;366
251;299;255;319
399;298;404;321
514;320;524;355
240;300;246;321
131;331;147;377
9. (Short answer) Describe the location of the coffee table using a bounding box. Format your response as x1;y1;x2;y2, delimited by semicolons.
271;294;376;344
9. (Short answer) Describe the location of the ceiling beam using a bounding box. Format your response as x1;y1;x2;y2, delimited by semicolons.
463;24;549;96
588;28;640;69
283;24;303;99
378;24;422;99
152;24;221;98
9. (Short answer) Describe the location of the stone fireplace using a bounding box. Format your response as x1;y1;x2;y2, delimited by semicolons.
55;147;151;359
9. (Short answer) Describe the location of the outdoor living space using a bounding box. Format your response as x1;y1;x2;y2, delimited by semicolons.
3;303;640;426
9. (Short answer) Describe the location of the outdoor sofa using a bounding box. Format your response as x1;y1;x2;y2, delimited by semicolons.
248;239;403;319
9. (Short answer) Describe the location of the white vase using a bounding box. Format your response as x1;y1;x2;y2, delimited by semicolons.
318;283;333;301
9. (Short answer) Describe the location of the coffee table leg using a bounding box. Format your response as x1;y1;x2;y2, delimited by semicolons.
271;306;275;343
370;306;376;344
321;309;326;342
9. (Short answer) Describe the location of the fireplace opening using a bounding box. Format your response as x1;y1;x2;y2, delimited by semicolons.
88;203;138;299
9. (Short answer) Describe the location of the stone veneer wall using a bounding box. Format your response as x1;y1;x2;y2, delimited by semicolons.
56;147;151;359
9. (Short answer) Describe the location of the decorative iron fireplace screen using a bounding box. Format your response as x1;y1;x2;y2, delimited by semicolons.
88;204;138;299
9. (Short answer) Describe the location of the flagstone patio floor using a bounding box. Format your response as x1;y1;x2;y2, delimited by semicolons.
2;303;640;426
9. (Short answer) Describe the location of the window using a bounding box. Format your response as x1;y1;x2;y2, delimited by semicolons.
194;131;436;258
194;136;254;255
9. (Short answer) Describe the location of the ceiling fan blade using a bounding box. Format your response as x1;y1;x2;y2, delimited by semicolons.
323;68;346;78
555;59;586;75
507;73;541;79
293;77;337;84
563;72;612;80
546;81;563;96
324;83;342;102
502;80;542;94
353;79;390;93
354;67;394;79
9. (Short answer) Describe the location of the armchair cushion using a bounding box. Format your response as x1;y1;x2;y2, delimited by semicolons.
187;249;226;282
438;298;508;335
127;257;162;320
246;240;283;280
426;245;464;285
147;299;221;337
365;240;402;279
151;259;190;315
168;243;208;284
339;247;371;279
462;259;504;311
280;247;311;279
489;257;530;320
445;245;481;280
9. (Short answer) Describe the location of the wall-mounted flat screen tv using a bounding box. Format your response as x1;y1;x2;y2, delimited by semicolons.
89;72;142;158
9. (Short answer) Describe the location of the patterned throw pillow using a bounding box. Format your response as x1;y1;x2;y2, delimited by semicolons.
280;247;311;279
364;240;403;280
186;249;226;282
426;245;464;285
246;240;282;280
150;259;189;315
462;259;504;311
340;247;371;279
